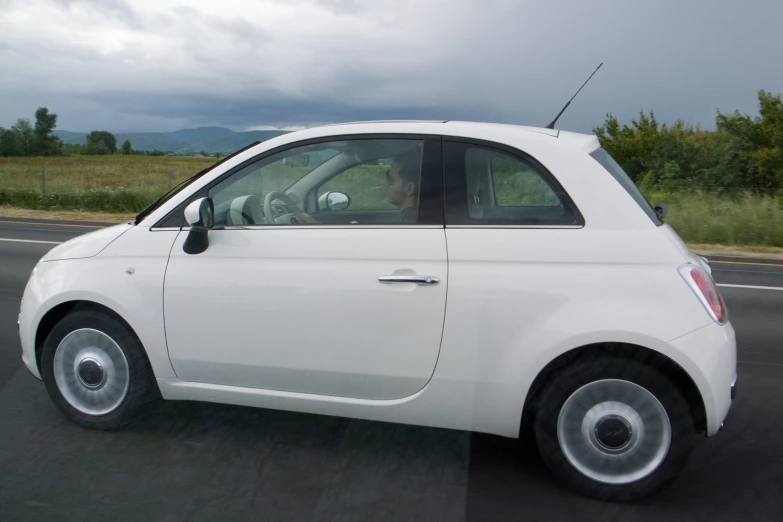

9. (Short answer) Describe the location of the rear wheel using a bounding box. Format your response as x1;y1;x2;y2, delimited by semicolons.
534;357;694;502
41;308;158;430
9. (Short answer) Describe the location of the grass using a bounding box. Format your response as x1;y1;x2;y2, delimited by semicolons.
0;156;781;247
0;155;216;213
0;155;217;191
644;190;783;247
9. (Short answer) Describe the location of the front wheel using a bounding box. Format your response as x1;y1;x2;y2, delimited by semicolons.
41;308;159;430
534;357;695;502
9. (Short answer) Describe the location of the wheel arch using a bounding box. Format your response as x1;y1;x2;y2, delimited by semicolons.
35;300;147;376
520;342;707;437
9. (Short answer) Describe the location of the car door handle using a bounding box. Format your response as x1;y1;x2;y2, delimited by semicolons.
379;275;440;285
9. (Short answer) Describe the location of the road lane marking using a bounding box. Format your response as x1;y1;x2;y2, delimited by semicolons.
0;219;104;229
0;238;62;245
0;226;87;234
717;283;783;291
711;260;783;268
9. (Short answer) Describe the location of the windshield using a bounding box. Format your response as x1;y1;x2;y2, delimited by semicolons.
134;141;263;225
590;148;662;226
206;145;341;218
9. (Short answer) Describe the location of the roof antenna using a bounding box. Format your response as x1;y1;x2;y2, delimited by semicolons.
546;63;603;129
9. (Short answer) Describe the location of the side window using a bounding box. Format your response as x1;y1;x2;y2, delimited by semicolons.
444;141;581;226
317;160;398;211
490;155;562;207
207;139;425;226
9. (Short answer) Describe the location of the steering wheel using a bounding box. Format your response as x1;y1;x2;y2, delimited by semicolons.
263;191;316;224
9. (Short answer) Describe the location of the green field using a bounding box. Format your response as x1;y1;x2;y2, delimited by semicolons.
0;155;217;212
1;156;781;247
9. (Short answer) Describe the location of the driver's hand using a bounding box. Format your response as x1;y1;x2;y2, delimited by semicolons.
296;212;320;224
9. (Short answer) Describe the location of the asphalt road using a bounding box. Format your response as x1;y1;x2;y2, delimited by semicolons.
1;217;782;522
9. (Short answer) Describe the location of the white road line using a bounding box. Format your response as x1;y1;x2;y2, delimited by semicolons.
0;238;62;245
717;283;783;291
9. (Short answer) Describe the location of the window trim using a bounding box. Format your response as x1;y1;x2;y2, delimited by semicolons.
152;133;444;229
442;137;584;228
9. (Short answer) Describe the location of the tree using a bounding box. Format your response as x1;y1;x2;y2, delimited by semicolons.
593;90;783;193
33;107;63;155
595;110;741;191
121;139;132;155
85;130;117;155
0;127;21;156
716;90;783;190
11;118;35;155
86;141;111;155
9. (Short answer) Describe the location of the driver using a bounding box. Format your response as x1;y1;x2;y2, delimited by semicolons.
386;153;420;223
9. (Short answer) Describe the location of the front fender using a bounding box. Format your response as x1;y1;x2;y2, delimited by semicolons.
19;252;176;380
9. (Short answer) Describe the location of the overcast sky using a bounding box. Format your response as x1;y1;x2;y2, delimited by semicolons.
1;0;781;133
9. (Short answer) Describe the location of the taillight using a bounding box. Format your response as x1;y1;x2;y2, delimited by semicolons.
678;264;727;324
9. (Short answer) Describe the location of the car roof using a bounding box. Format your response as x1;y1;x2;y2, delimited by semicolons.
294;120;599;152
318;119;558;137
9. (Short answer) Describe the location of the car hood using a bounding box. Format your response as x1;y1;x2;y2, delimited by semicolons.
41;222;134;262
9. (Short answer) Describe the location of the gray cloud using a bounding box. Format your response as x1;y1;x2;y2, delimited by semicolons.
1;0;781;133
50;0;146;29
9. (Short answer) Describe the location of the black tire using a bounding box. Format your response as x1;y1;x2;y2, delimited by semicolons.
41;307;159;430
534;357;695;502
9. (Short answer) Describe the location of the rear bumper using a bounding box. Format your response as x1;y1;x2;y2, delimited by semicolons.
664;321;737;436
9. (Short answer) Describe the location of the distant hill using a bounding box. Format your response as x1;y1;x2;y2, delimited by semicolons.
204;130;289;153
117;133;182;151
164;126;234;144
54;130;89;145
53;126;289;154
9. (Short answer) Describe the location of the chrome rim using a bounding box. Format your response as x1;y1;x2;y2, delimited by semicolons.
53;328;130;416
557;379;671;485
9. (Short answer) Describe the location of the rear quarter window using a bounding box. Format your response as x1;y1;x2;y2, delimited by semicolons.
443;140;583;226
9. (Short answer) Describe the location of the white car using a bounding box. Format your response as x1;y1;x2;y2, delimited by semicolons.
18;121;736;501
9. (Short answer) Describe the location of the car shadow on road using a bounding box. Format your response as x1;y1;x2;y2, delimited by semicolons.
2;363;782;522
0;370;470;522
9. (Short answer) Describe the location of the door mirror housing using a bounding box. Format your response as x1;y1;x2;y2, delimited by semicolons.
185;197;214;228
183;197;214;255
318;191;351;211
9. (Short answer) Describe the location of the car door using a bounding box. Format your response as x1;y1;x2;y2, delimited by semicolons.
163;136;447;400
438;140;585;418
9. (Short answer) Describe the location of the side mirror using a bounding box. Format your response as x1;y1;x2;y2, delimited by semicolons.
317;191;351;211
183;197;214;255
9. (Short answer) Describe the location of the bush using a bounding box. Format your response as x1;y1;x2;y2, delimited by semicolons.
0;187;157;213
